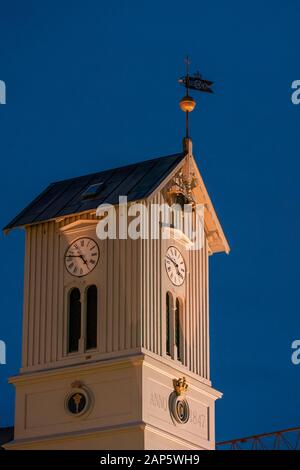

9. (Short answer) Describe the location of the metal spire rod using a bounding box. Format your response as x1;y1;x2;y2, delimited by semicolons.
178;56;214;140
185;56;191;138
185;55;190;91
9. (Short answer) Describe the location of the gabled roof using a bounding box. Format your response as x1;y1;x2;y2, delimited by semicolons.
4;153;184;230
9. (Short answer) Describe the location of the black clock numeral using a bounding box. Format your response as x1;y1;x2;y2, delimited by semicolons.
165;247;185;286
65;238;99;276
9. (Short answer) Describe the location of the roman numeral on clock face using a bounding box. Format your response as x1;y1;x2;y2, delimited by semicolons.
165;246;186;286
64;237;100;277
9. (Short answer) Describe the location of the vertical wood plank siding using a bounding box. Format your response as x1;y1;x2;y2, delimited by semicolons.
23;194;210;380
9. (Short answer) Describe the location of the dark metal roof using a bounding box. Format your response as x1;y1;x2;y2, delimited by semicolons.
0;427;13;449
4;152;184;230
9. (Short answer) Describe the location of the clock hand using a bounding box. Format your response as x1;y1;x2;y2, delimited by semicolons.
66;254;88;266
166;255;184;278
166;255;177;266
167;255;181;270
80;255;88;265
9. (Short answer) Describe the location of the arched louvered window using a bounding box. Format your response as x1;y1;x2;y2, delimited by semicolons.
175;298;181;361
86;285;98;350
68;288;81;353
166;292;171;356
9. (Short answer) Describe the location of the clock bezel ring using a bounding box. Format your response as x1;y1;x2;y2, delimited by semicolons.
164;245;186;287
64;236;100;278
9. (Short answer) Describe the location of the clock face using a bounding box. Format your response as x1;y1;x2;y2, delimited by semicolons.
64;237;100;277
165;246;186;286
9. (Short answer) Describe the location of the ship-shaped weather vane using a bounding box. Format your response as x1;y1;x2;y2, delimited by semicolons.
178;56;214;138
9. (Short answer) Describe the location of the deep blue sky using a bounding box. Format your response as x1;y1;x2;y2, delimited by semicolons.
0;0;299;441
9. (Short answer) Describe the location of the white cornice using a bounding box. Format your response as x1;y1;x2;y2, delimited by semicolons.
10;352;144;386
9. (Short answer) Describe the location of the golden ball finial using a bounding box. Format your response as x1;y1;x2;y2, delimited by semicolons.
179;95;196;113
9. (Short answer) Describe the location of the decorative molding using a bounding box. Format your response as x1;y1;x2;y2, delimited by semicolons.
142;352;222;399
167;169;197;204
3;421;147;450
58;218;98;233
149;152;230;254
11;352;145;386
161;225;193;248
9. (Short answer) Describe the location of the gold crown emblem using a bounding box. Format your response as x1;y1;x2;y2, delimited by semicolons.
173;377;188;396
71;380;83;389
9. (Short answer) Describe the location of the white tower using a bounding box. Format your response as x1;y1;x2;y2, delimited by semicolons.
4;67;229;448
4;137;229;450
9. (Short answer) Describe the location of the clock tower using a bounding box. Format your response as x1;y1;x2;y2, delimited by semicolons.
4;136;229;450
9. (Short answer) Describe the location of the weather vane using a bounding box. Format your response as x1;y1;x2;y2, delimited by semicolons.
178;56;214;138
